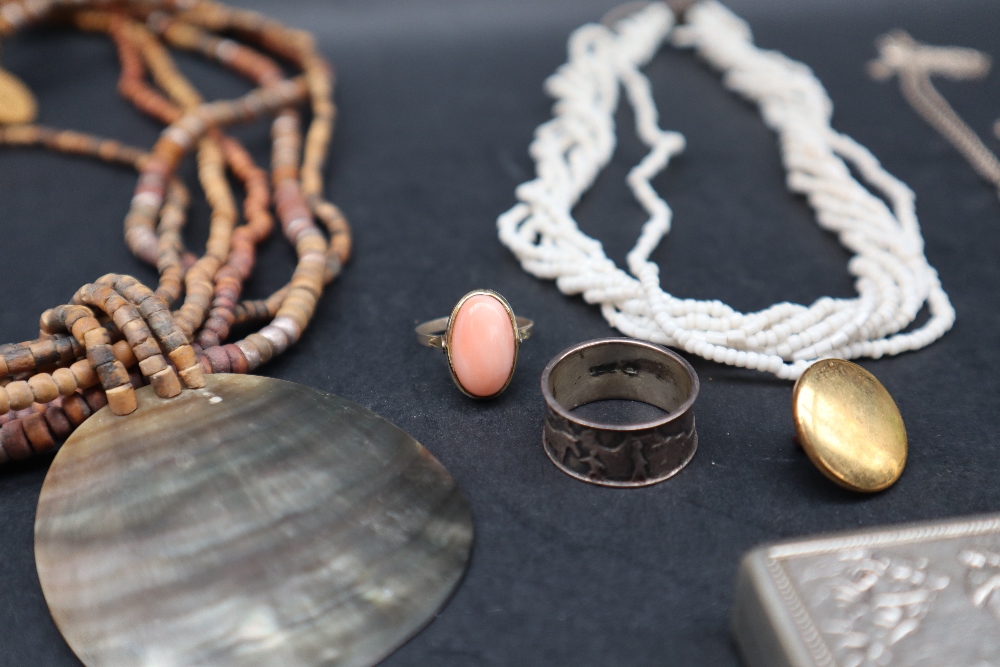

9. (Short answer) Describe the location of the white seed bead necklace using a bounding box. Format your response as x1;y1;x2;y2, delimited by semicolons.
497;0;954;380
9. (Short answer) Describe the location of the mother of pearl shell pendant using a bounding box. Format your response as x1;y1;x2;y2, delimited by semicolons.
34;374;473;667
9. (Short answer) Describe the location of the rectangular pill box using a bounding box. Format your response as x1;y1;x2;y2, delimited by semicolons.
732;513;1000;667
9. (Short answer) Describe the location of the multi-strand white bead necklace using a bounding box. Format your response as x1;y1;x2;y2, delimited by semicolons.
497;1;954;380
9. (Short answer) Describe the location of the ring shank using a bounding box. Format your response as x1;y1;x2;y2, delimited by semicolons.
415;317;451;350
416;316;533;350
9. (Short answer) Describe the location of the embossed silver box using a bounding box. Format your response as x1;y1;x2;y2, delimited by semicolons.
733;513;1000;667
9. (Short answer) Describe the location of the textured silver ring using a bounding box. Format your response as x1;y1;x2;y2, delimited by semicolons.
541;338;699;488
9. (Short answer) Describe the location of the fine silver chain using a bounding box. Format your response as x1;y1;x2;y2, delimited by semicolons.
870;30;1000;197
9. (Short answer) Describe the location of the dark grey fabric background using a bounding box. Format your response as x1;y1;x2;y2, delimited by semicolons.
1;0;999;665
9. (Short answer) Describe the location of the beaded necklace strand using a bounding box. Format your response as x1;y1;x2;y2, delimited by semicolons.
0;0;350;463
498;1;954;380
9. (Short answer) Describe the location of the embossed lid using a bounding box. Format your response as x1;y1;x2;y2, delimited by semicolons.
733;513;1000;667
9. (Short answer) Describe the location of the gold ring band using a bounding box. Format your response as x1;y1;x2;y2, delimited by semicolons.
415;316;534;350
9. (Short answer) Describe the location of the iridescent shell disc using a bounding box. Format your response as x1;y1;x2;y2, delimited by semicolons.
35;374;473;667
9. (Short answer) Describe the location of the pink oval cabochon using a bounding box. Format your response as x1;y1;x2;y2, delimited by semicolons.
450;294;516;397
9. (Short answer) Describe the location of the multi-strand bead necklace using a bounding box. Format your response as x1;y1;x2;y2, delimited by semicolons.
0;0;349;463
498;0;954;380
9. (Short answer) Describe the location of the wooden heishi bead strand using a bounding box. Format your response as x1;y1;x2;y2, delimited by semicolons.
0;0;350;464
99;12;277;321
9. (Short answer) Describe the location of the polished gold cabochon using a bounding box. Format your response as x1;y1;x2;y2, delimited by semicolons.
0;68;37;125
792;359;907;493
35;374;473;667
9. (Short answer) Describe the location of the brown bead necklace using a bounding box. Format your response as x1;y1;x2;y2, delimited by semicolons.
0;2;472;665
0;0;349;441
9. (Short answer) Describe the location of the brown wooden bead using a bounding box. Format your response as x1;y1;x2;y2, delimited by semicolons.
112;303;141;330
196;330;220;349
120;283;153;306
6;346;34;374
22;412;56;453
0;355;8;377
96;360;131;389
52;368;78;396
146;310;175;338
149;367;182;398
1;420;32;460
211;307;236;327
29;339;60;368
39;309;60;335
6;381;34;411
71;316;101;342
83;327;112;348
132;337;162;361
112;339;137;367
28;374;59;404
198;329;222;347
60;305;91;329
245;333;274;364
54;336;78;365
235;340;261;371
44;406;73;440
120;319;149;346
259;326;289;355
203;346;230;373
105;292;128;314
168;344;198;371
87;343;117;369
138;355;168;377
0;387;9;415
71;359;99;389
62;394;92;426
73;284;99;306
223;344;248;374
178;364;206;388
137;296;167;318
82;386;108;413
160;331;188;354
278;308;309;334
106;384;138;415
6;408;32;422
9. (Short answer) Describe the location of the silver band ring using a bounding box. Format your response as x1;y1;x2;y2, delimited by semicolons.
541;338;699;488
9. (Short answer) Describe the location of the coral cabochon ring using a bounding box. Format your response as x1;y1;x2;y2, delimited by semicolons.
416;290;533;399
